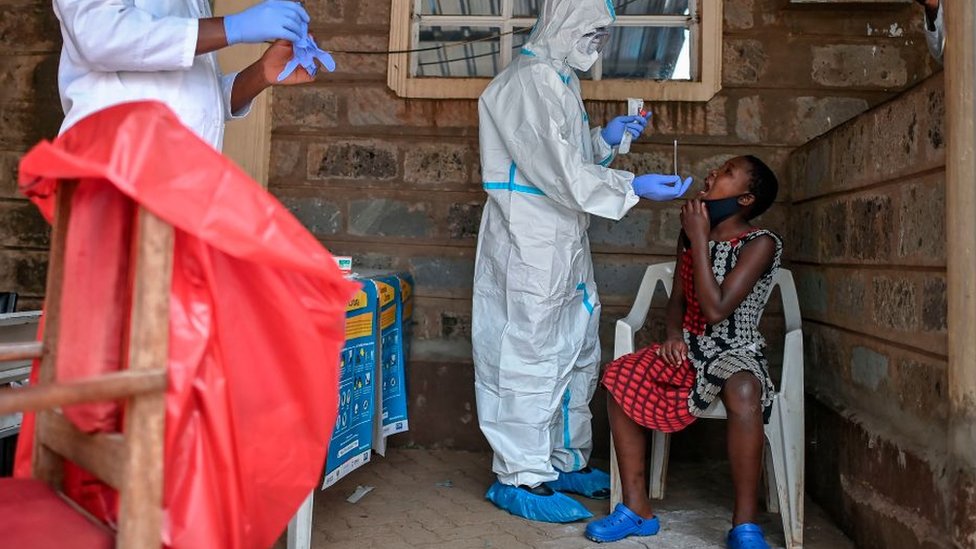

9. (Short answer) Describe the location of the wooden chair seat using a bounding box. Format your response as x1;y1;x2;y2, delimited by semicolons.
0;478;113;549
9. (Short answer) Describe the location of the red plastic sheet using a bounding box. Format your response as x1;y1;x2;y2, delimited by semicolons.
14;101;358;548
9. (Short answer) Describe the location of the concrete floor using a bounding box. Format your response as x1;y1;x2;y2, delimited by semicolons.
275;448;853;549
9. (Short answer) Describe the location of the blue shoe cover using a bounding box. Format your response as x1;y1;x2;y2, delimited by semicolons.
485;481;593;523
584;503;660;543
727;523;771;549
546;467;611;499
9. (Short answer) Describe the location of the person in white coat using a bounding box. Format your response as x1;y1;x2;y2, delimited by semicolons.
55;0;318;150
915;0;943;63
473;0;693;523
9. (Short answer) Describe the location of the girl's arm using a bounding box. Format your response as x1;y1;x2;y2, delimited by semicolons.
689;237;775;324
682;200;775;324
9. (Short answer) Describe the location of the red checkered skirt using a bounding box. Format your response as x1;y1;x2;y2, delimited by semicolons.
601;344;698;433
601;249;702;433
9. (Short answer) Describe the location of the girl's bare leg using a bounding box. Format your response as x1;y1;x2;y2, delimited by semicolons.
722;371;765;525
608;396;655;518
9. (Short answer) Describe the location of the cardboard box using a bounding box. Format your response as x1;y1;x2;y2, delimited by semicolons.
321;270;413;471
399;272;414;377
368;274;409;456
322;280;377;489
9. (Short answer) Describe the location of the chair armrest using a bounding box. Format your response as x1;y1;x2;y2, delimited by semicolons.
773;269;802;333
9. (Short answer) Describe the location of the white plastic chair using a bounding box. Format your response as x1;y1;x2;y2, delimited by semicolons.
608;262;804;549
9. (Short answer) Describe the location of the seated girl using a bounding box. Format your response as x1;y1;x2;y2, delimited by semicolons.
585;155;782;549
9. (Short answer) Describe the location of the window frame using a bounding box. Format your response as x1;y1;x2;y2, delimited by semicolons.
387;0;723;102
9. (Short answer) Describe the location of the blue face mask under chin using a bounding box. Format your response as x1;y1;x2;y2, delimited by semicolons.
704;196;744;226
681;196;745;248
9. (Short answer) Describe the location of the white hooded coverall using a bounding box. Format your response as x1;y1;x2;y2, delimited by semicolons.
473;0;640;488
54;0;251;150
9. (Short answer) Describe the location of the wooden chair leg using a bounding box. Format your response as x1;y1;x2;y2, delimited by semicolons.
32;183;76;488
116;209;172;549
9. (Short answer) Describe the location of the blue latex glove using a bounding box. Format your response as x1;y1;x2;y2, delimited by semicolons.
224;0;310;45
633;174;693;201
277;35;337;81
601;113;651;147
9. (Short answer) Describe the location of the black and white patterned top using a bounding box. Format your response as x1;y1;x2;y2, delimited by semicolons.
680;228;784;422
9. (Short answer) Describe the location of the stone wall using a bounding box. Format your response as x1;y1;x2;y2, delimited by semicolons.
789;73;949;547
271;0;938;452
0;3;60;310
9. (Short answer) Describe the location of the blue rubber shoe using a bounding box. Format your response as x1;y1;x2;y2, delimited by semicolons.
584;503;660;543
545;467;611;499
485;481;593;523
727;523;771;549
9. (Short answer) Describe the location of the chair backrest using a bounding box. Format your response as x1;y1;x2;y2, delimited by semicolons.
622;261;803;403
0;183;170;548
766;268;803;400
637;261;801;333
762;269;802;334
631;262;676;323
630;261;802;356
615;262;675;359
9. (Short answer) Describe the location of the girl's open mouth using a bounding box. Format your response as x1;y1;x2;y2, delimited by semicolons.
701;175;714;195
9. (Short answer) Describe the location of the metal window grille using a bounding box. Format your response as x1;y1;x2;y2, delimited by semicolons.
412;0;698;81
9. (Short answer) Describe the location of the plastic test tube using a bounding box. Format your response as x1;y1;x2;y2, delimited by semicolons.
618;98;645;155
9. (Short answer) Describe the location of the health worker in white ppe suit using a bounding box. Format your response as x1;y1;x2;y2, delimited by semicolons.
473;0;693;523
55;0;320;151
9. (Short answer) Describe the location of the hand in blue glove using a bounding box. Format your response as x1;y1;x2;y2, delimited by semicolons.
224;0;311;45
277;35;337;81
633;174;694;201
601;113;652;147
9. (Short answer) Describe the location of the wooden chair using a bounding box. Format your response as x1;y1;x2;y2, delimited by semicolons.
0;183;171;548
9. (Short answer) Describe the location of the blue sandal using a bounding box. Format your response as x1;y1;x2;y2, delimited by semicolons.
727;523;771;549
584;503;660;543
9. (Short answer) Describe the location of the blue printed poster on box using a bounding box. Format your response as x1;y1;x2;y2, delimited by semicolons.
373;276;409;440
322;281;377;489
